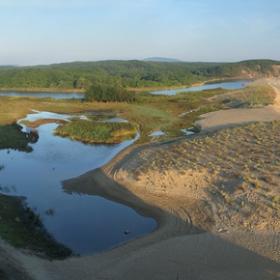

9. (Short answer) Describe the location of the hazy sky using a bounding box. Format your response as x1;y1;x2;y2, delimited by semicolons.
1;0;280;65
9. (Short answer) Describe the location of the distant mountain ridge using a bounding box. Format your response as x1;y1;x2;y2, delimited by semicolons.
142;57;182;62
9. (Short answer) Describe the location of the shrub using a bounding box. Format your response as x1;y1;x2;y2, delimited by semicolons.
85;84;137;102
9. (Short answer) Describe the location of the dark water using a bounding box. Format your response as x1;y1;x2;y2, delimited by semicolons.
150;79;253;95
0;112;156;255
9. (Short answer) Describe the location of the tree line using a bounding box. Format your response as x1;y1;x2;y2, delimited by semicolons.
0;59;279;91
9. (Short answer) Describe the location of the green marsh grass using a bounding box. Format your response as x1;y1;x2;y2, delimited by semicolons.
0;123;32;151
54;120;138;143
0;83;275;145
0;194;72;259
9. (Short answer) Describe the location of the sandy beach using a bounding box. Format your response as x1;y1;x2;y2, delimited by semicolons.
1;78;280;280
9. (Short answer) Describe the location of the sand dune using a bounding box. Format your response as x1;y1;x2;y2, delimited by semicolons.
1;78;280;280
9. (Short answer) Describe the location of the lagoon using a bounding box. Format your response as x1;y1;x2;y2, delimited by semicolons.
0;111;156;255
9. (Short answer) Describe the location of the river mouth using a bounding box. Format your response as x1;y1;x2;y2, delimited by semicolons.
0;111;156;255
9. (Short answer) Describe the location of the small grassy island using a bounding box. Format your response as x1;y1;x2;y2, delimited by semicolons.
53;120;138;144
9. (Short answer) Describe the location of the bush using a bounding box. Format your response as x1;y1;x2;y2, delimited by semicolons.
85;85;137;102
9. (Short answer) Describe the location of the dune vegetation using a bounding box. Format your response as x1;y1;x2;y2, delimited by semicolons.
132;121;280;224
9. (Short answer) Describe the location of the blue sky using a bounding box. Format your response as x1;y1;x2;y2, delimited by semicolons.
1;0;280;65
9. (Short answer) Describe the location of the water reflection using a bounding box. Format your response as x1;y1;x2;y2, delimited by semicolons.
26;130;39;144
0;91;84;99
0;111;156;255
0;123;39;152
148;131;166;136
150;79;253;95
18;109;88;125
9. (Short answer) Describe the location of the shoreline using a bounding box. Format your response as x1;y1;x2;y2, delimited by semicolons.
1;77;280;279
128;77;254;92
0;77;245;94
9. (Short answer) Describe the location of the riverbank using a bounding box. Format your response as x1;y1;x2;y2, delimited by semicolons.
1;78;280;279
127;78;241;92
0;88;84;93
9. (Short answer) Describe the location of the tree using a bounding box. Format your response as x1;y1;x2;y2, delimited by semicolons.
85;85;137;102
74;77;91;89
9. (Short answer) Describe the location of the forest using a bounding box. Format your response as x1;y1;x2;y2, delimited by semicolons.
0;59;279;91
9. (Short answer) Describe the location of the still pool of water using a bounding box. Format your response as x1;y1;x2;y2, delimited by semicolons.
0;91;84;99
150;79;253;95
0;113;156;255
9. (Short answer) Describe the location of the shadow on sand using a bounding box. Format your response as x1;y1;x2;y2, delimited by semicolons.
61;144;280;280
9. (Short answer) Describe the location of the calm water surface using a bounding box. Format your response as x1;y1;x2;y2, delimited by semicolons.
150;79;253;95
0;112;156;255
0;91;83;99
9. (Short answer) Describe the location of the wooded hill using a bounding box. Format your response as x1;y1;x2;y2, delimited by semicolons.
0;59;279;91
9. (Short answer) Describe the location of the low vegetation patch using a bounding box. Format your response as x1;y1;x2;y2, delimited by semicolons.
0;194;72;259
0;123;34;152
86;113;116;121
54;120;138;143
133;120;280;229
0;83;275;144
213;84;276;108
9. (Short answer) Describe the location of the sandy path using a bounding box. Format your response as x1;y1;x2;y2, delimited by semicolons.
196;78;280;133
1;78;280;280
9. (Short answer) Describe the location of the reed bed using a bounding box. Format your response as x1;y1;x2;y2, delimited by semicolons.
54;120;138;143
